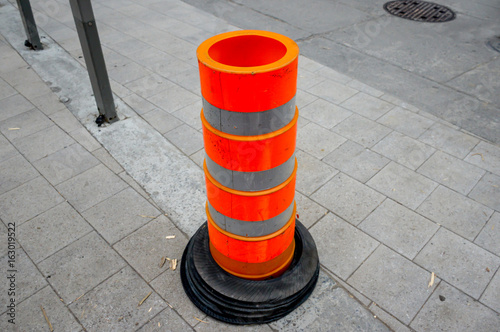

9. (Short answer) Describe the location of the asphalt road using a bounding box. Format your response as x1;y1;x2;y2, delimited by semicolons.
183;0;500;143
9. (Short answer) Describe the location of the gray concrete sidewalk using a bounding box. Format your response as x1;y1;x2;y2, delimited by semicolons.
0;0;499;331
183;0;500;145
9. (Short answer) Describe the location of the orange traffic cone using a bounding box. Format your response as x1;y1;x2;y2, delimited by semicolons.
181;30;319;324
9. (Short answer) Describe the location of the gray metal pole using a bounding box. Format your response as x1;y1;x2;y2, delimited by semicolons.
69;0;118;124
16;0;43;50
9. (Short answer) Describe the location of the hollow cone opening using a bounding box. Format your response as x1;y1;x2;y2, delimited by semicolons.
208;35;287;67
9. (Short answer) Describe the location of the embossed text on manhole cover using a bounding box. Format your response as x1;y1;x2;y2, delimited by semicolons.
384;0;456;23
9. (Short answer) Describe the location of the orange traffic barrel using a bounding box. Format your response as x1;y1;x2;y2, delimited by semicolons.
181;30;319;325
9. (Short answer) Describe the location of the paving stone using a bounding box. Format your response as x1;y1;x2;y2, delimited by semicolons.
172;100;203;130
69;267;166;332
297;115;310;129
149;57;196;83
68;127;101;152
475;212;500;256
92;147;125;174
367;162;438;210
300;98;352;129
418;151;486;195
332;114;392;148
18;202;92;263
12;125;75;162
299;55;324;72
296;89;318;109
0;109;53;140
323;140;389;183
377;106;435;139
118;171;151;199
105;35;147;56
189;148;205;168
14;79;52;100
125;73;172;98
298;69;327;90
417;185;493;241
359;199;439;260
0;93;34;122
312;173;385;225
0;154;38;195
114;215;187;282
413;108;443;123
0;248;48;316
0;53;26;74
110;79;133;98
465;141;500;175
122;93;157;115
169;67;202;96
0;134;17;163
469;172;500;211
480;269;500;313
150;267;207;327
138;308;194;332
297;122;346;159
348;245;439;324
154;34;197;64
38;231;126;303
0;176;64;225
108;61;152;85
411;282;500;332
368;303;411;332
310;213;379;279
372;131;435;170
56;164;128;212
0;285;82;331
296;150;337;196
414;228;500;299
48;108;82;133
316;66;353;84
58;35;84;53
149;84;199;113
195;316;272;331
83;188;160;244
5;64;49;87
164;124;204;156
33;144;100;185
340;92;393;120
29;92;66;116
419;123;479;159
307;79;358;104
142;108;184;134
45;23;78;41
324;270;372;307
270;271;389;331
125;43;169;65
295;191;328;229
0;77;17;99
346;80;384;98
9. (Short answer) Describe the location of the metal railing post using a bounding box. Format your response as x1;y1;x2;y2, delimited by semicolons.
69;0;118;124
16;0;43;50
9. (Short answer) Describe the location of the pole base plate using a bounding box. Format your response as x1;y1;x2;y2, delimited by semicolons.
180;219;319;325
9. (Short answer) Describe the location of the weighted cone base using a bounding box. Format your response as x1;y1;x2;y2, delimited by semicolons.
180;220;319;325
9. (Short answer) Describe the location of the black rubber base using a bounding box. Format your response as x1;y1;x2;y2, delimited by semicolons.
180;220;319;325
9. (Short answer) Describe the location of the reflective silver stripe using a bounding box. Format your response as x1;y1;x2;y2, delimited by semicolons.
208;201;295;237
203;96;296;136
206;154;296;192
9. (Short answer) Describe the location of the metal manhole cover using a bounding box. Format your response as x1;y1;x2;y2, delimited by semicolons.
384;0;456;22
